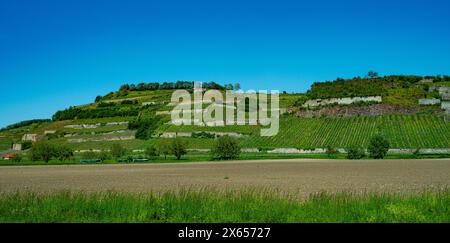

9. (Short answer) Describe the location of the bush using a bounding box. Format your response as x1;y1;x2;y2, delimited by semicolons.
171;138;187;160
192;132;216;139
12;154;22;162
326;146;338;158
110;143;126;159
54;145;74;161
145;146;158;158
211;135;241;160
129;117;163;140
367;135;390;159
98;151;111;162
346;146;365;160
21;141;32;150
81;151;97;160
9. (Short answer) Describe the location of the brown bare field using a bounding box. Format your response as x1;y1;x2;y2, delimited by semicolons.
1;159;449;196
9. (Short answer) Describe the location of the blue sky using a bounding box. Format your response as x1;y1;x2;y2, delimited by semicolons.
1;0;450;128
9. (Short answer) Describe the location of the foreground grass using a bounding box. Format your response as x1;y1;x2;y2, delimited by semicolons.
0;189;449;223
1;153;449;166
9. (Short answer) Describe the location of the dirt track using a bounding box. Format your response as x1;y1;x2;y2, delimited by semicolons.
1;159;449;196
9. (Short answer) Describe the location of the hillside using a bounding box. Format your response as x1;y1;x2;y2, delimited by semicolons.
1;76;449;155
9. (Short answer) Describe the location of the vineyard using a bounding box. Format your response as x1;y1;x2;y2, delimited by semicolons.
0;138;12;151
163;114;450;149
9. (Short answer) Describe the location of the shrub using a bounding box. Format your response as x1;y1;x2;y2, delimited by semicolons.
367;135;390;159
54;145;74;161
171;138;187;160
413;149;421;159
346;146;365;160
21;141;32;150
145;146;158;158
326;146;338;158
129;117;163;140
211;135;241;160
12;153;22;162
192;132;216;139
110;143;126;159
81;151;97;160
98;151;111;162
120;100;137;105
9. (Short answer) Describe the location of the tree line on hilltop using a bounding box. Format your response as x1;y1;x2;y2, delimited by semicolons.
306;73;450;99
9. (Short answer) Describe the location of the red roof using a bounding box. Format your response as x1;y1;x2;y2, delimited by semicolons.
3;154;13;159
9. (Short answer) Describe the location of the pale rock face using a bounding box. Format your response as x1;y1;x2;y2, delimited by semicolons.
64;122;128;129
241;148;260;153
159;132;245;138
160;133;177;138
76;149;104;153
156;111;171;115
303;96;382;108
22;134;38;142
441;101;450;110
12;144;22;151
416;148;450;154
142;101;158;106
176;132;192;137
441;93;450;101
438;86;450;95
67;136;135;143
267;148;301;154
418;98;441;105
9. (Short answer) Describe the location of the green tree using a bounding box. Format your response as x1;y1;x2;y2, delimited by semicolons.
54;145;74;161
119;84;130;92
145;146;158;158
110;143;126;159
98;151;110;162
29;141;56;163
158;141;172;159
367;135;390;159
211;135;241;160
224;84;234;90
346;146;365;160
171;138;187;160
368;71;379;79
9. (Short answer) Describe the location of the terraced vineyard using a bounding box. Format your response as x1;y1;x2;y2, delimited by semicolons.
1;81;449;153
0;137;12;151
163;114;450;149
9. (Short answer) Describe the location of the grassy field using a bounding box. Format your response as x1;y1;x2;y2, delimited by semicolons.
2;151;449;166
0;189;449;223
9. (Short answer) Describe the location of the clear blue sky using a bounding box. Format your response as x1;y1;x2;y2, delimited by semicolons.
1;0;450;128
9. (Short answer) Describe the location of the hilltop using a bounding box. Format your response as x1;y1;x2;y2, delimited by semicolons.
1;74;449;155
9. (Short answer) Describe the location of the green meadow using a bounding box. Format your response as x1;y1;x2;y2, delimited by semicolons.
1;189;449;223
